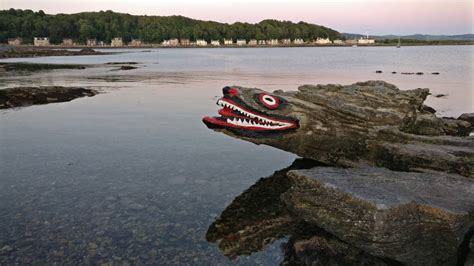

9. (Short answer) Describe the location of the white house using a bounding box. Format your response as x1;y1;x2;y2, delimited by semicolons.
8;38;22;46
293;38;304;44
268;39;279;45
111;37;123;47
34;37;50;46
333;39;344;45
224;39;233;45
314;37;331;45
358;38;375;44
236;39;246;46
248;39;257;46
211;40;220;46
281;38;291;45
196;39;208;46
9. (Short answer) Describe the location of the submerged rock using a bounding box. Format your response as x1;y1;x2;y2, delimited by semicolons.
0;86;98;109
282;167;474;265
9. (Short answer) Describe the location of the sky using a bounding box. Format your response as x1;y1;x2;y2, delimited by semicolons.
1;0;473;35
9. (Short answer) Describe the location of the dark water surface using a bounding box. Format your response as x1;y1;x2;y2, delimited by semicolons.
0;46;473;264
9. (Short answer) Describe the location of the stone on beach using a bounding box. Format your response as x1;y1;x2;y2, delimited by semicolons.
282;167;474;265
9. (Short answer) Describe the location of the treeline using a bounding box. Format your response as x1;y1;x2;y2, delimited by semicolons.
0;9;340;44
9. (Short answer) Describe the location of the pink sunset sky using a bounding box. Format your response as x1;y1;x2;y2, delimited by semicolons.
2;0;473;35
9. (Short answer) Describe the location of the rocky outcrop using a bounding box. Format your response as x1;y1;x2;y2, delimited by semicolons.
282;167;474;265
0;86;98;109
0;47;107;58
204;81;474;177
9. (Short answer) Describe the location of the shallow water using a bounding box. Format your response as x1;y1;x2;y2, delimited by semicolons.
0;46;473;264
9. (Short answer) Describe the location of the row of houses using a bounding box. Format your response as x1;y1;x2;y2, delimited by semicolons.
6;37;139;47
160;37;357;46
7;37;375;47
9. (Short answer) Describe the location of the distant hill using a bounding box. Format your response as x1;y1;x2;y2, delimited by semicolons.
342;33;474;41
0;9;340;44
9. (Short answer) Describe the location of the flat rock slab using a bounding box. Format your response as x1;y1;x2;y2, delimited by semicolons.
282;167;474;265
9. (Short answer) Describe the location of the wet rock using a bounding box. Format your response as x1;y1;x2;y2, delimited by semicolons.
416;72;424;75
105;62;139;65
458;113;474;132
392;71;397;74
0;47;108;58
0;62;87;72
282;167;474;265
375;70;383;73
0;86;98;109
119;66;138;71
435;93;448;98
432;72;440;75
401;72;414;75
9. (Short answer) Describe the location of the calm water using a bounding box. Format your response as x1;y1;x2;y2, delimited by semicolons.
0;46;473;264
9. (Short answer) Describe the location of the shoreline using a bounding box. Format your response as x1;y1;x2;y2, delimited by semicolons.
3;42;474;50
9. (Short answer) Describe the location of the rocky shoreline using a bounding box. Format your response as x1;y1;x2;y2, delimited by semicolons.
0;47;109;58
0;86;98;109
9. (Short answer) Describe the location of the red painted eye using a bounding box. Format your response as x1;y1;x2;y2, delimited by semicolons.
258;93;280;109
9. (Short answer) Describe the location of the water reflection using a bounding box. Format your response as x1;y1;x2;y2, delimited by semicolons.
206;159;400;265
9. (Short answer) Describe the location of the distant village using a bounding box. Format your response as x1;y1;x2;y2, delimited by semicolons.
6;36;376;47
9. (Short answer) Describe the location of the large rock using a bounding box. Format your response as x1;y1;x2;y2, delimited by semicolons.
282;167;474;265
203;81;474;177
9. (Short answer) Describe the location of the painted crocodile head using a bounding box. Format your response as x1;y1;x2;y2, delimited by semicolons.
202;86;300;138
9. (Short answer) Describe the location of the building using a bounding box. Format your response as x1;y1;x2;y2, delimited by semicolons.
111;37;123;47
248;39;257;46
358;38;375;44
236;39;246;46
86;39;97;46
129;39;142;46
62;38;73;46
345;39;358;45
162;39;179;46
267;39;279;45
210;40;220;46
333;39;344;45
97;41;105;46
7;38;22;46
281;38;291;45
224;39;233;45
196;39;208;46
180;39;190;46
258;40;267;45
293;38;304;45
34;37;50;46
314;37;331;45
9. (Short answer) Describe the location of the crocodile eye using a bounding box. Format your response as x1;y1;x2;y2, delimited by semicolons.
258;93;280;109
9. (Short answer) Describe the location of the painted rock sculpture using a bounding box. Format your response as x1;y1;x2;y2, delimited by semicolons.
203;80;473;177
203;80;474;265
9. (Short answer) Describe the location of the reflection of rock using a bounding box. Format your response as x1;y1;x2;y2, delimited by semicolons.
0;86;98;109
206;160;395;264
282;167;474;265
282;225;399;266
206;159;320;259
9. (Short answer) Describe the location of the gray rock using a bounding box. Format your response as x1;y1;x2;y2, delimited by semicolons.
282;167;474;265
